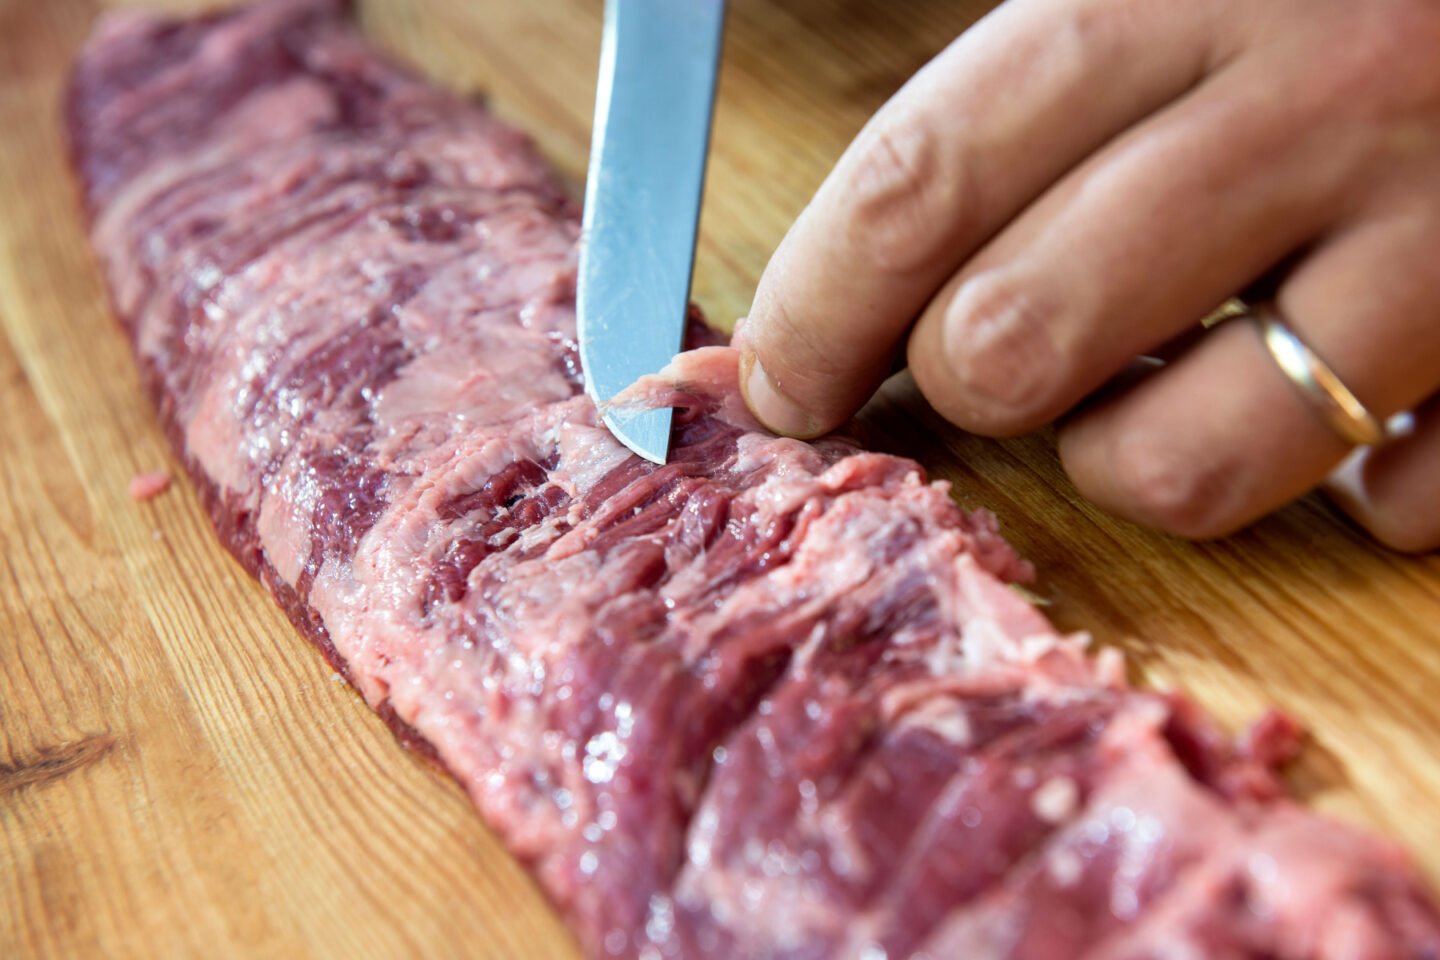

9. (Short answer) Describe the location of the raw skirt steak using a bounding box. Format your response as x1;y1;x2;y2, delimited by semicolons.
67;1;1440;956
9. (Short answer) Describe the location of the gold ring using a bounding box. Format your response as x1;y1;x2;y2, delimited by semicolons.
1254;304;1387;447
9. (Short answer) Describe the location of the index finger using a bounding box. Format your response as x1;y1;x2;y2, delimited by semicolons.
739;0;1230;437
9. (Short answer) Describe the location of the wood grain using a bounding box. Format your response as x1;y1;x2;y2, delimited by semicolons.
1;0;1437;956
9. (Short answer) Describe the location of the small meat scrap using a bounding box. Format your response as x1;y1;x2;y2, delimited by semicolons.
67;1;1440;957
128;469;171;501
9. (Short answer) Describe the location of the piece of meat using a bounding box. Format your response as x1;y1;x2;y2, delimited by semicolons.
66;2;1440;957
128;469;172;500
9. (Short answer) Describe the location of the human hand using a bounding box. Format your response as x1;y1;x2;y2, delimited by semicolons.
736;0;1440;551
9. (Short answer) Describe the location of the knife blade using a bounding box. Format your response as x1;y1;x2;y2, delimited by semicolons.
577;0;726;465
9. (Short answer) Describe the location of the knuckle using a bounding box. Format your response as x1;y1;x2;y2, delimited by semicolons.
840;116;966;275
1064;0;1143;55
1107;429;1234;538
936;273;1064;434
1332;1;1440;115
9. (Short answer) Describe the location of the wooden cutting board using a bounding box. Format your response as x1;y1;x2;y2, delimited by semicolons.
3;1;1438;956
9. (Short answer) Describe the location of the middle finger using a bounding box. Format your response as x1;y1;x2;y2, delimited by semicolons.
906;52;1367;438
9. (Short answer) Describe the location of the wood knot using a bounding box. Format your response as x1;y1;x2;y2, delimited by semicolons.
0;734;119;795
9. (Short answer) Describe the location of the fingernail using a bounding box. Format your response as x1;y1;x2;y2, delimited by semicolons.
739;348;823;438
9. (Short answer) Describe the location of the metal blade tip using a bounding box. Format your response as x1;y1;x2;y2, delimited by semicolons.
602;406;674;465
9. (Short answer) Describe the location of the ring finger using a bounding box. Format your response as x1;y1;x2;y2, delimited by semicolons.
1057;203;1440;539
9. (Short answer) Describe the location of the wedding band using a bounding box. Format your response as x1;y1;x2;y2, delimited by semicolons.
1254;304;1387;447
1201;297;1249;329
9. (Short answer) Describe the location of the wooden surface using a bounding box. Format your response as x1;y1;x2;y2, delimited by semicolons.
2;0;1438;956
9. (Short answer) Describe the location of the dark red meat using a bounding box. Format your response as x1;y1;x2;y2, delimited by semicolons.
67;2;1440;957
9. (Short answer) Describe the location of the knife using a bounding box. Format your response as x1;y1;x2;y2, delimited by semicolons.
577;0;726;465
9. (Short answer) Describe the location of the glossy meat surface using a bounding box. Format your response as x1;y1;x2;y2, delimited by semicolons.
67;2;1440;956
